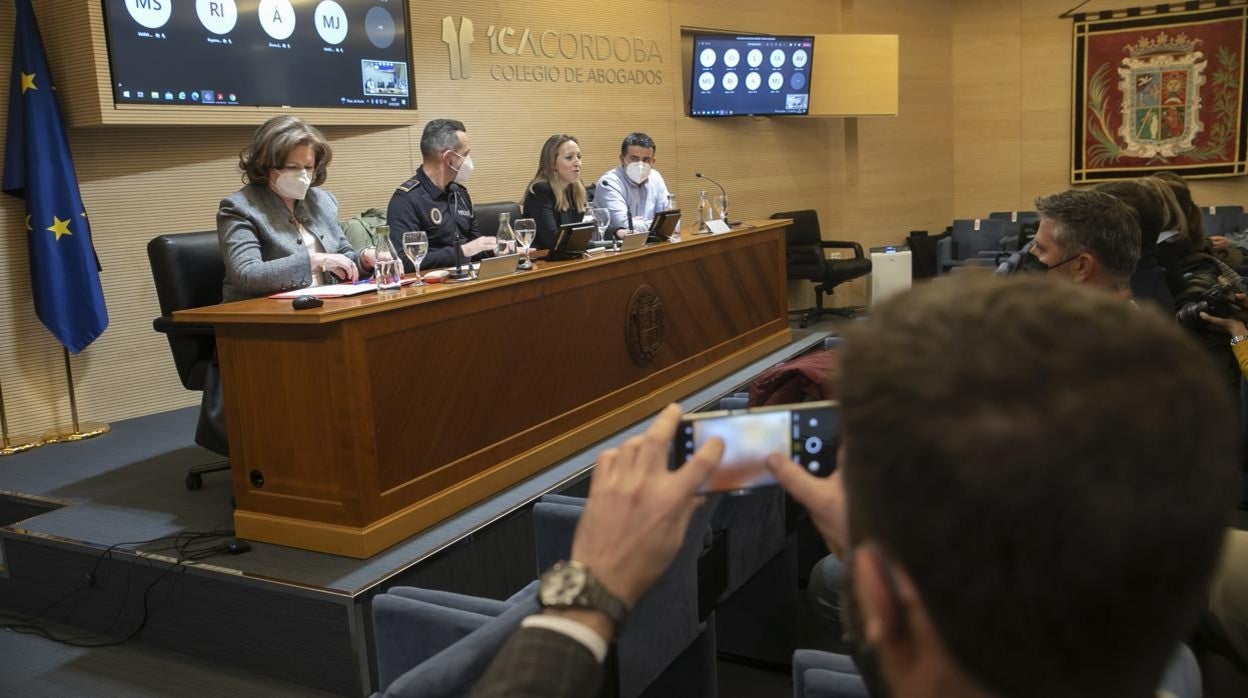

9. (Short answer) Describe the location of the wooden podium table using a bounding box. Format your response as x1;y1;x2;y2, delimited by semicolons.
176;220;791;557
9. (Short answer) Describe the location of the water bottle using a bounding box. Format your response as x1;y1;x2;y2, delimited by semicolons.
697;190;710;230
372;224;403;295
496;212;515;255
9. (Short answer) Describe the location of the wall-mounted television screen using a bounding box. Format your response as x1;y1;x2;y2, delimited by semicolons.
689;34;813;117
101;0;413;110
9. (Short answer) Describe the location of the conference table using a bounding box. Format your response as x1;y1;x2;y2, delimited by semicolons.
176;219;791;557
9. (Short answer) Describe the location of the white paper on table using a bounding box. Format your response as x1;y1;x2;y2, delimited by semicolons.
268;278;418;299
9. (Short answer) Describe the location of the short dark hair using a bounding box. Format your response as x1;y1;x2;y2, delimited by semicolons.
620;132;656;156
1095;180;1165;260
238;115;332;187
1035;189;1140;282
839;275;1238;698
420;119;466;160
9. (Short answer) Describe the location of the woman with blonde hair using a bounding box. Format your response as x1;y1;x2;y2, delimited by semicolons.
1138;175;1191;295
521;134;589;250
217;115;369;301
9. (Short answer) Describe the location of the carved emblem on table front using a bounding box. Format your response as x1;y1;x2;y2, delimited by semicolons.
626;285;664;367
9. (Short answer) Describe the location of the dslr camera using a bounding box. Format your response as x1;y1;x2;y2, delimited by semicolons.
1175;254;1246;328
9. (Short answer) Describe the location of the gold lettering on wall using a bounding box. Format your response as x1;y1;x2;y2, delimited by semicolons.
442;15;665;86
442;16;475;79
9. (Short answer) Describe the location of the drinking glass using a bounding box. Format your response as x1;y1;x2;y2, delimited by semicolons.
592;207;610;243
402;231;429;286
714;194;729;222
514;218;537;269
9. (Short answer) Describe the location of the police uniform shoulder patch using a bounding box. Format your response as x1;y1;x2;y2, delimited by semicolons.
396;176;421;193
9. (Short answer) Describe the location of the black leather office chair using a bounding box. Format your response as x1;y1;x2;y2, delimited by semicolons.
146;231;231;490
772;210;872;327
473;201;522;236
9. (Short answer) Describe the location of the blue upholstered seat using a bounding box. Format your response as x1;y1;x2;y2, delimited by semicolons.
533;495;717;698
372;581;540;697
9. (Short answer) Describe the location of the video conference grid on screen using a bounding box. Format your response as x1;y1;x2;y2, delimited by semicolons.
103;0;412;110
690;35;813;117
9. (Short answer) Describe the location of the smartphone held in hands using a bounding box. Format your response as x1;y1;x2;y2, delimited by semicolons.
670;401;838;493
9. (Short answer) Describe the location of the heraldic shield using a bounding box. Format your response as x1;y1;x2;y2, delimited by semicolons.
1071;4;1248;183
1117;32;1207;159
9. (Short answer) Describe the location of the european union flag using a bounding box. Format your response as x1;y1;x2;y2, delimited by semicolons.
2;0;107;354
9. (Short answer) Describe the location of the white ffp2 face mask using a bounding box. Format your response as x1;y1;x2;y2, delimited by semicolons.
448;152;474;184
273;168;312;200
626;161;652;185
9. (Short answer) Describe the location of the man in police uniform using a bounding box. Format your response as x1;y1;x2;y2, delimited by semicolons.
387;119;496;272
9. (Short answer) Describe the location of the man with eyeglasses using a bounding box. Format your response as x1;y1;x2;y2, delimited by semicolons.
386;118;496;272
473;275;1235;698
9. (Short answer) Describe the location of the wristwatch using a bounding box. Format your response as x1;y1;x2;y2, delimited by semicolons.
1231;335;1247;347
538;560;629;624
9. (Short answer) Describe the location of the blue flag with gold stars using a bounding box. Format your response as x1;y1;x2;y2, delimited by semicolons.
2;0;107;354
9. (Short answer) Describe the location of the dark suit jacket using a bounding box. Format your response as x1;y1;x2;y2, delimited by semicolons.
521;180;584;250
471;627;602;697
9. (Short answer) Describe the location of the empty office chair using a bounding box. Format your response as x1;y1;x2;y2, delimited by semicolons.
146;231;230;489
987;212;1037;254
474;201;522;237
371;581;540;697
534;495;718;698
771;210;872;328
940;218;1009;272
988;210;1039;222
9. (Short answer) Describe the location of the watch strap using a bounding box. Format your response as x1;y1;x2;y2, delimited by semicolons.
540;560;629;624
1231;335;1247;346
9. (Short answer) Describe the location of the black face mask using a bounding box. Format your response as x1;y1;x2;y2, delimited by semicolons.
1015;252;1050;274
1016;251;1078;275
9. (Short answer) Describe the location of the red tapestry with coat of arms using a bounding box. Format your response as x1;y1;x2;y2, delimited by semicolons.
1072;5;1248;182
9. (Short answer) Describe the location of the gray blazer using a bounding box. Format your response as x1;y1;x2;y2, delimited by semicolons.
217;184;359;302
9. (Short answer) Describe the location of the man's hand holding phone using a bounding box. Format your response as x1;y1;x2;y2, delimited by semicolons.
561;405;723;641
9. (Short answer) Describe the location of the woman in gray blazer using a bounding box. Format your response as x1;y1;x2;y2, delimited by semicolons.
217;116;369;302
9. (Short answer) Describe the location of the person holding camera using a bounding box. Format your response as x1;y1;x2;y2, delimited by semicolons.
1200;292;1248;377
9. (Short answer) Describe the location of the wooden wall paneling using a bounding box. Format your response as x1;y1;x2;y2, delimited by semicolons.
951;0;1022;217
835;0;954;307
808;35;900;117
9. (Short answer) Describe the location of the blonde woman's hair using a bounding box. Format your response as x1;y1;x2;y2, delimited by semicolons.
525;134;587;214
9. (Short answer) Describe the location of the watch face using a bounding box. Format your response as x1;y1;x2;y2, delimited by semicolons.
540;564;587;606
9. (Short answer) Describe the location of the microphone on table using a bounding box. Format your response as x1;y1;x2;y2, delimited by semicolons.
694;172;740;226
599;177;633;248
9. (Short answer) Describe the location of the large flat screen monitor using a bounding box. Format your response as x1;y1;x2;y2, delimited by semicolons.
101;0;413;110
690;34;813;117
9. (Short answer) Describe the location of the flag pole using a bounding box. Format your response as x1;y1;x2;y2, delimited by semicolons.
0;376;43;456
41;347;108;443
